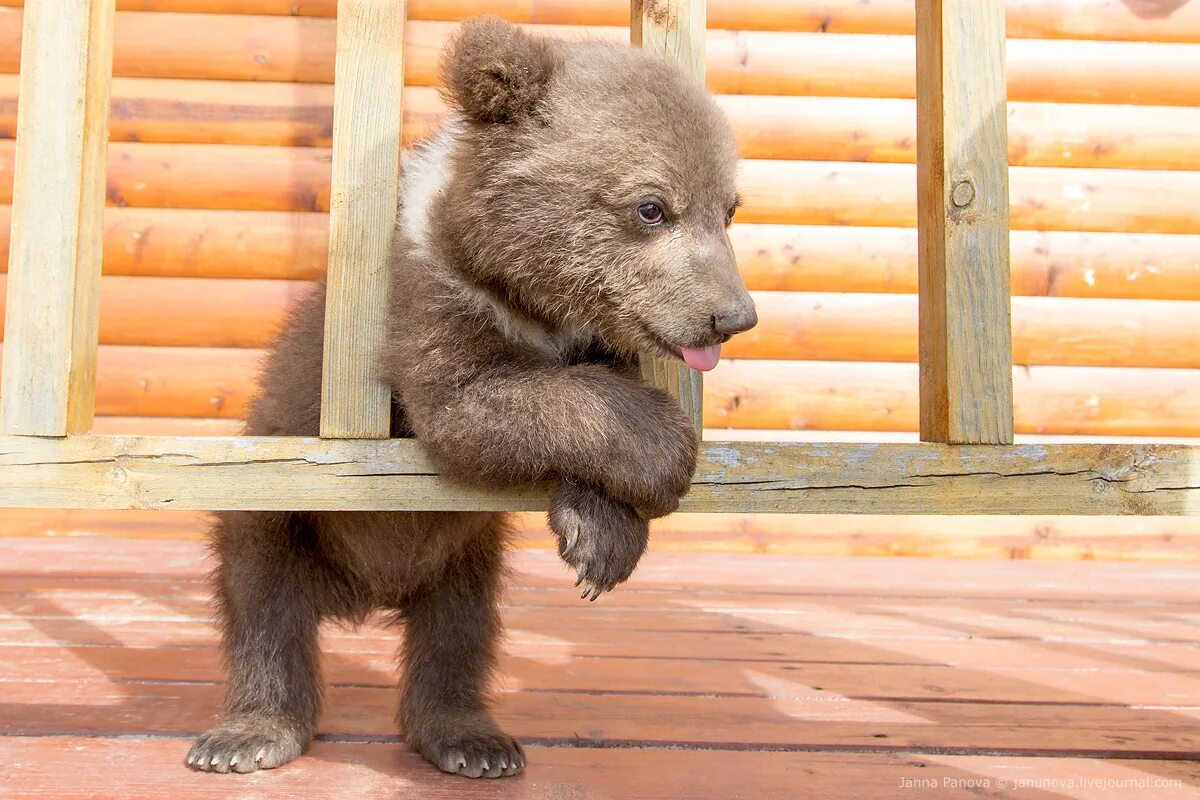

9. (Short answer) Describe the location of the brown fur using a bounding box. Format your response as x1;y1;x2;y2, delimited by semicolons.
187;16;755;779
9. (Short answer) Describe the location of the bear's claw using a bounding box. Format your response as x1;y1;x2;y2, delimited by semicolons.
550;480;649;602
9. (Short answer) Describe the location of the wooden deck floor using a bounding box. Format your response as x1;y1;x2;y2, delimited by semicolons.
2;535;1200;799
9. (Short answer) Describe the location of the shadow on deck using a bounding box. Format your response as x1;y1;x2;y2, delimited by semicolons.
1;534;1199;798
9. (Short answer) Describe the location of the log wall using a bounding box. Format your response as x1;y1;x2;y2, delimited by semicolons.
1;0;1198;553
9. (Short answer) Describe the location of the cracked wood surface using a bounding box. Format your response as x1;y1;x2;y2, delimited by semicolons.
0;435;1195;514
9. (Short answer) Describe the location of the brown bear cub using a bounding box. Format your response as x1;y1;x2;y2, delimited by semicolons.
186;16;756;779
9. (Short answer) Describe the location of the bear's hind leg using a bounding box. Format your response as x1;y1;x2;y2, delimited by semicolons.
398;524;524;779
187;512;323;774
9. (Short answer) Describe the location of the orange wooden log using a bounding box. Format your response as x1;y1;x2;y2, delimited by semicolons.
4;498;1198;560
8;76;1200;171
4;1;1200;43
4;12;1200;105
6;142;1200;235
0;344;260;418
4;275;1195;369
91;207;332;279
732;225;1200;301
0;275;310;347
703;360;1200;436
736;160;1200;235
91;415;243;436
724;293;1200;369
2;343;1195;435
2;207;1197;301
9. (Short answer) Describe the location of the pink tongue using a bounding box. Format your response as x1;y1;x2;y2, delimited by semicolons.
680;344;722;372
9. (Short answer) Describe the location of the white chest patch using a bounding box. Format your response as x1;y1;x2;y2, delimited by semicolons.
400;117;596;362
399;117;461;255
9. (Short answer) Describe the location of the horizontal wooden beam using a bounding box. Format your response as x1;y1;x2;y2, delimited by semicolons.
4;14;1200;107
0;435;1194;515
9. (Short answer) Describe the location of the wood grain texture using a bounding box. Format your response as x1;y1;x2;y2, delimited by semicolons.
12;142;1200;235
632;0;705;79
7;276;1194;370
916;0;1013;445
318;0;404;438
6;13;1200;106
6;502;1200;561
3;207;1195;302
4;0;1200;43
728;225;1200;301
0;0;113;435
0;434;1194;514
632;0;706;432
702;360;1200;437
3;538;1200;798
5;344;1196;436
9;77;1200;172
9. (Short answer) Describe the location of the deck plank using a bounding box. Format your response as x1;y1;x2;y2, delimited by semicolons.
5;536;1200;600
7;737;1200;800
1;535;1199;796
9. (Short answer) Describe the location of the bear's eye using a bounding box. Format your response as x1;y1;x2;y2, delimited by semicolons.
637;202;665;226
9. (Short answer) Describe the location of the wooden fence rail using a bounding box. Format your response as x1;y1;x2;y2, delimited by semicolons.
0;0;1196;517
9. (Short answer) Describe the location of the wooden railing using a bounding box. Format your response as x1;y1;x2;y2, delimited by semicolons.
0;0;1196;516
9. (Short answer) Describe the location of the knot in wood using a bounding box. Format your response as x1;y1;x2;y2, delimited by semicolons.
951;180;976;209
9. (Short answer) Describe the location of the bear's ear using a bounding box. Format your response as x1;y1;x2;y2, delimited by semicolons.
442;16;561;124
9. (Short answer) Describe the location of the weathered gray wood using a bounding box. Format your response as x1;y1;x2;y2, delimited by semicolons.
0;0;114;435
0;436;1194;515
916;0;1015;444
319;0;405;438
632;0;706;433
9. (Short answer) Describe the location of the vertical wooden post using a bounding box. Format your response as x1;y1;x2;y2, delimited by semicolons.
319;0;406;439
1;0;114;436
916;0;1014;445
632;0;706;434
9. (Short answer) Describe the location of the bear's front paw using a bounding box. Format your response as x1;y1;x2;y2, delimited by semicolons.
550;480;649;601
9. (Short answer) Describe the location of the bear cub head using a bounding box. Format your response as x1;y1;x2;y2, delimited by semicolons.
407;16;757;372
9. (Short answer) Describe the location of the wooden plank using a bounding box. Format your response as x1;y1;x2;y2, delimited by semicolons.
6;0;1200;44
6;13;1200;106
4;677;1200;754
9;77;1200;172
6;538;1200;600
631;0;706;432
0;0;112;435
728;225;1200;302
4;207;1197;302
20;277;1195;369
703;360;1200;437
916;0;1013;445
0;344;262;419
13;641;1200;709
632;0;705;79
317;0;404;439
0;435;1193;514
13;740;1198;800
4;344;1197;436
6;502;1200;563
13;142;1200;236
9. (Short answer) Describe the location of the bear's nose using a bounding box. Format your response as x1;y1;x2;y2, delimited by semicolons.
713;305;758;336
